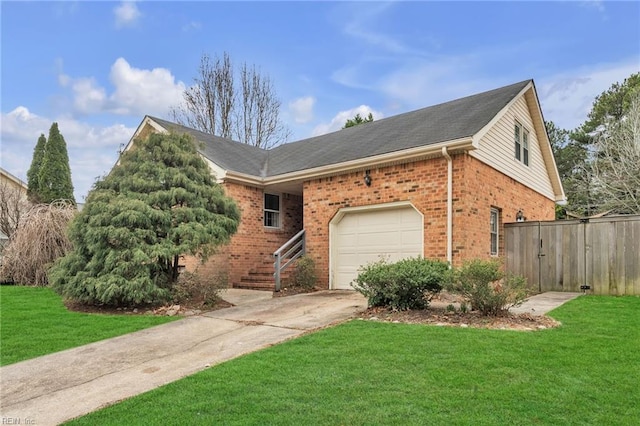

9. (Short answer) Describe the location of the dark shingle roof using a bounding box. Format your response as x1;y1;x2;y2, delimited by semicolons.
150;80;531;178
147;117;268;176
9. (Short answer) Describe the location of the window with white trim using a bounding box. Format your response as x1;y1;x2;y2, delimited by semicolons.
490;208;499;256
264;193;281;228
514;121;529;166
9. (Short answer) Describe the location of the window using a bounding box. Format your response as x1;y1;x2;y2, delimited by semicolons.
264;193;280;228
514;125;521;161
522;129;529;166
490;208;499;256
514;121;529;166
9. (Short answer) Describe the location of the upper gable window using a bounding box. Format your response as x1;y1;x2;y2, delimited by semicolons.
264;193;281;228
514;121;530;166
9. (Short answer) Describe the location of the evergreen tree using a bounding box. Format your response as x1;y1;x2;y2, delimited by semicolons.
38;123;75;204
26;133;47;202
343;112;374;129
50;132;240;306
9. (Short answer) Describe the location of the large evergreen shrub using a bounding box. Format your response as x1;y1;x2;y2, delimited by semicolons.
50;132;240;306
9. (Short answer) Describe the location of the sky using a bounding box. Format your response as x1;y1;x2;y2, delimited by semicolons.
1;1;639;201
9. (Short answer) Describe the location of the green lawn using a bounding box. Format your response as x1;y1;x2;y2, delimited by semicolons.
68;295;640;425
0;286;177;366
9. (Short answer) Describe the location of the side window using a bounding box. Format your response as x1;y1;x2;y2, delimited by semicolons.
490;208;499;256
264;193;281;228
514;124;521;161
514;121;530;166
522;128;529;166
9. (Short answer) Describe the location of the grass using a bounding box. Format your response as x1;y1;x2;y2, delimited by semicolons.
68;295;640;425
0;285;177;366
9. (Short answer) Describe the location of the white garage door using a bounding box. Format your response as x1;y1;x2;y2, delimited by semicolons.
332;205;423;290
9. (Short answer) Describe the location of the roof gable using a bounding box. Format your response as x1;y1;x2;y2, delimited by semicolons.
146;80;532;179
266;80;531;175
0;167;28;190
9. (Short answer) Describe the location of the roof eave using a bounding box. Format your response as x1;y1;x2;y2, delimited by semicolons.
257;137;475;186
0;167;28;190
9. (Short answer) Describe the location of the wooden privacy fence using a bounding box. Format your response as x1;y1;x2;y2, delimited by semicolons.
505;215;640;295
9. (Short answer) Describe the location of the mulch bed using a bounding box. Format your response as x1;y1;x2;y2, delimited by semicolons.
358;305;560;331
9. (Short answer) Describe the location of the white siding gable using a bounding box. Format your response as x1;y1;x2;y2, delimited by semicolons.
471;93;556;201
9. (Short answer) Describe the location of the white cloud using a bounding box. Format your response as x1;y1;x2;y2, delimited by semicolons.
377;57;485;107
289;96;316;124
537;59;640;131
108;57;186;116
114;1;141;28
57;58;186;117
182;21;202;32
1;107;135;201
580;1;605;13
71;77;107;114
312;105;383;136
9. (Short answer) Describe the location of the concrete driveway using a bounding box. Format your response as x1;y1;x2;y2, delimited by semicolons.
0;290;367;426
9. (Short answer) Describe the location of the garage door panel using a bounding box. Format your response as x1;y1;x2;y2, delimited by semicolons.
332;206;423;289
400;230;423;244
358;231;400;246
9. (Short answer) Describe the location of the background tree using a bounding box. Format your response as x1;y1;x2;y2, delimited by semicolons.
171;52;290;149
343;112;374;129
26;133;47;203
38;123;75;204
50;132;240;306
590;92;640;214
552;73;640;217
579;73;640;136
0;201;75;286
546;121;590;218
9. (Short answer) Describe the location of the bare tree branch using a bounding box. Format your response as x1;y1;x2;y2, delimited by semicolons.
591;92;640;214
0;201;75;286
171;52;289;148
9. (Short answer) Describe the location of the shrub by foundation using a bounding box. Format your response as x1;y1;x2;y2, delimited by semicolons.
352;257;449;310
445;259;528;316
290;256;318;290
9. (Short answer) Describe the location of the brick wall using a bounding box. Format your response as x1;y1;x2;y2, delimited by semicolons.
452;154;555;263
303;153;555;288
183;182;303;286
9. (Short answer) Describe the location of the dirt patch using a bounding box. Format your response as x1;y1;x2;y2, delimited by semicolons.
64;298;233;316
272;286;318;298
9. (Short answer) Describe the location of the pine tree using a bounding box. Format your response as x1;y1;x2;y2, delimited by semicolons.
38;123;75;204
50;132;240;306
26;133;47;203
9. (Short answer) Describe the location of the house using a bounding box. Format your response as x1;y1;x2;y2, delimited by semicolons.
125;79;565;290
0;167;29;247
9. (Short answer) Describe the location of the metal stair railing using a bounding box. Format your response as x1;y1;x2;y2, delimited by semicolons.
273;229;305;291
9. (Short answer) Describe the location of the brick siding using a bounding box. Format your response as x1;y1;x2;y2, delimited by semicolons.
303;153;555;288
183;182;303;286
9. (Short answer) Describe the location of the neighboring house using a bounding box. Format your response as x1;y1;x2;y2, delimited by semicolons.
125;79;565;290
0;167;29;247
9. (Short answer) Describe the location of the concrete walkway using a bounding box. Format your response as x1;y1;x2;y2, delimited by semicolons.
0;290;367;426
510;291;583;316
